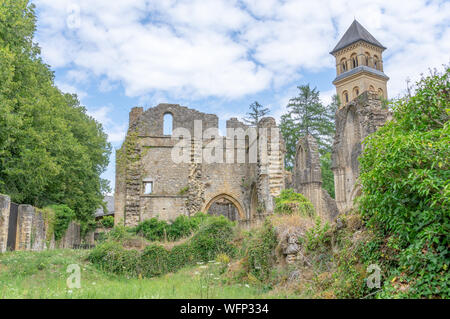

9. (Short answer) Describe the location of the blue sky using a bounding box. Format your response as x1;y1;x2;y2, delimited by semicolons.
32;0;450;193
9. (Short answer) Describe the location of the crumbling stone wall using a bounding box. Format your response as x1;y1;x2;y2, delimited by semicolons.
116;104;285;226
258;117;285;214
0;194;83;252
0;195;10;253
16;205;34;251
294;135;338;221
332;91;391;213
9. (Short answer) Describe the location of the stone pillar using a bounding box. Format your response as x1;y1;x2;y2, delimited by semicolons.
31;210;46;251
0;195;11;253
16;205;35;251
294;135;338;221
257;117;285;214
59;222;81;249
331;92;391;214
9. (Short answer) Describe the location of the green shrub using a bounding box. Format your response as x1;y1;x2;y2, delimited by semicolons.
244;220;278;282
104;225;135;242
88;241;139;277
190;215;236;261
100;215;114;228
132;212;209;242
358;66;450;298
305;217;331;252
133;217;168;241
140;244;171;277
89;214;236;278
274;189;315;216
46;204;76;241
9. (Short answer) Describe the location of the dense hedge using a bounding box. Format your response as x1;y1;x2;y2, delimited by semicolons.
89;215;236;277
274;189;315;216
131;213;208;241
358;66;449;298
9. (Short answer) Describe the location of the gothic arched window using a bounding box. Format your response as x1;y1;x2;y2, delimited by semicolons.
353;86;360;98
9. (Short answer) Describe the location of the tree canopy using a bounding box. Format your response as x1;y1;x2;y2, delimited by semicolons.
243;101;270;127
358;66;449;298
0;0;111;228
280;85;336;170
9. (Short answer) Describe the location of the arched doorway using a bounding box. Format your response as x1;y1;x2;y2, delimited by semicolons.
203;194;245;221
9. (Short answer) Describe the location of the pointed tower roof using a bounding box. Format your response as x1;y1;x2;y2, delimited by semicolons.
330;20;386;55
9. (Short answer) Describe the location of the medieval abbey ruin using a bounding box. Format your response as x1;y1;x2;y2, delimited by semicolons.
114;20;392;227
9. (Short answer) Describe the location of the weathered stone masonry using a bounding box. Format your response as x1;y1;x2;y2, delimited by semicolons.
115;104;285;227
293;135;338;221
0;194;84;252
331;92;391;213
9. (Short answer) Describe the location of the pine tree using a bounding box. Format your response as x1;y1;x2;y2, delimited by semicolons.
280;85;336;170
243;101;270;127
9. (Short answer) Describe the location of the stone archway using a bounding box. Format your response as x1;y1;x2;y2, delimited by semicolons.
203;194;246;221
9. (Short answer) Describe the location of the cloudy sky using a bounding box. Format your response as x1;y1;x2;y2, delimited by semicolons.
32;0;450;192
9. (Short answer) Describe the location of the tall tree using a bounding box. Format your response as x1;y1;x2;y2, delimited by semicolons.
243;101;270;127
280;85;335;170
0;0;111;229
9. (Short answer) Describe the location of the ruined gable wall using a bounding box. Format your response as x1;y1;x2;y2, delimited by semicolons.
332;91;391;213
116;104;286;226
294;135;338;221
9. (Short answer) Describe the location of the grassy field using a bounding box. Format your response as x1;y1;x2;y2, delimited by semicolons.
0;249;297;299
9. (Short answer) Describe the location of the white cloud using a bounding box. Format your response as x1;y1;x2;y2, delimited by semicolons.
86;106;127;144
55;81;87;100
34;0;450;100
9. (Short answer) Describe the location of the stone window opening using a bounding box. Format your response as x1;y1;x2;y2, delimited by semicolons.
353;86;360;98
340;58;347;73
343;91;349;103
378;88;384;99
373;55;379;70
144;181;153;194
163;113;173;136
365;52;371;66
351;53;358;68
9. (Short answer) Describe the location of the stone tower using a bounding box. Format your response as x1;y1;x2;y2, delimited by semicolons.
330;21;392;214
331;20;389;106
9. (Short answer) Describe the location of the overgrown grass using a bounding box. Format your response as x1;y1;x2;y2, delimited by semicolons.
0;249;297;299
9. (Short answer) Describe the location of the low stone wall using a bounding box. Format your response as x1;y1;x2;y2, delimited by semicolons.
0;194;85;252
0;195;10;253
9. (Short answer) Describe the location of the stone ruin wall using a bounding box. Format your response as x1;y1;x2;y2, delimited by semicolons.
116;92;390;227
332;91;391;214
115;104;285;227
0;194;89;253
293;135;338;221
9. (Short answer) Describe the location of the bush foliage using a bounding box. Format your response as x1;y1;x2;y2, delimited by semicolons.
89;215;235;278
0;0;111;228
358;66;449;298
131;212;208;242
274;189;315;216
45;204;76;241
